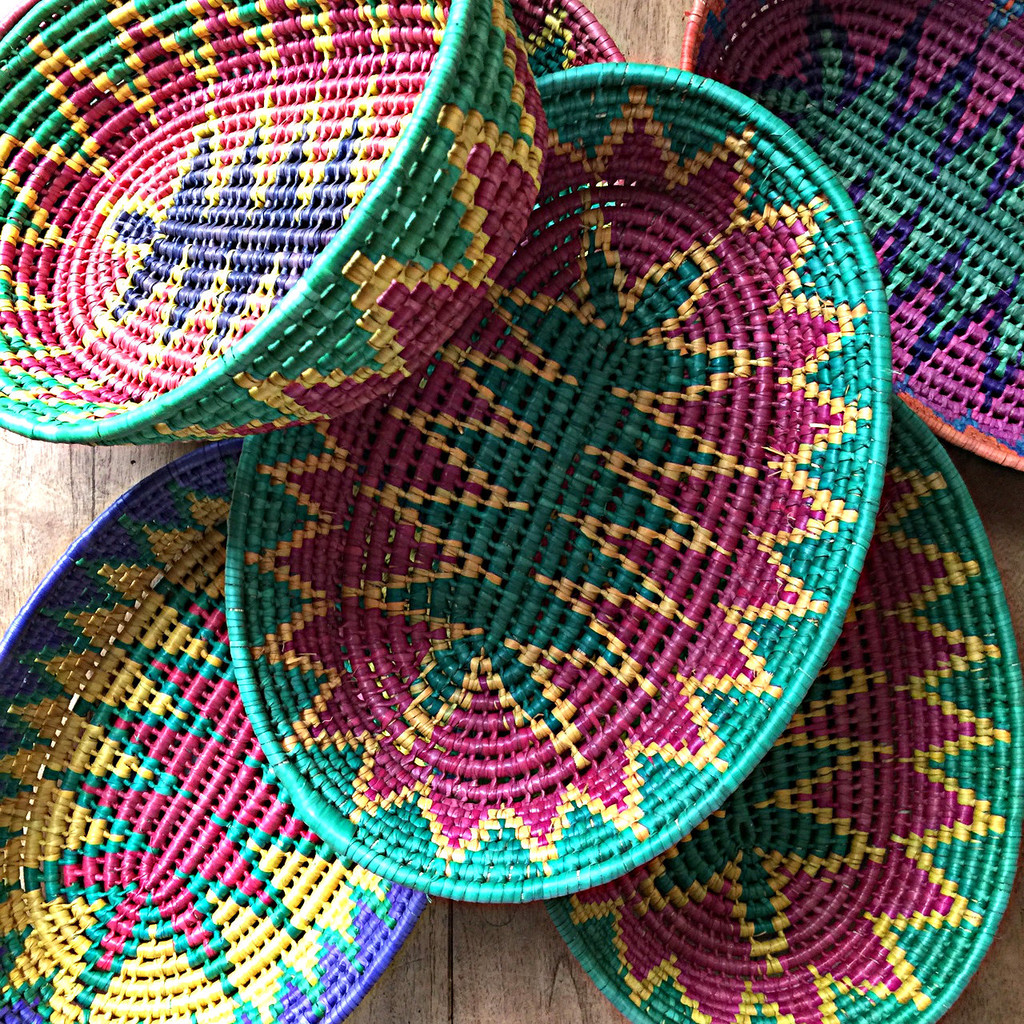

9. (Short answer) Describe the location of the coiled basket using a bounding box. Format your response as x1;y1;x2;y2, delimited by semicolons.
513;0;623;75
683;0;1024;468
226;64;892;902
0;444;424;1023
549;402;1024;1024
0;0;544;443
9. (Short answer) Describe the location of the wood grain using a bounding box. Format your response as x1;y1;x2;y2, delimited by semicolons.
0;0;1021;1022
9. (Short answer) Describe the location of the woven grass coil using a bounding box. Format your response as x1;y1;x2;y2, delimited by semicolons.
549;402;1024;1024
683;0;1024;468
226;63;892;903
512;0;623;75
0;0;545;443
0;444;424;1022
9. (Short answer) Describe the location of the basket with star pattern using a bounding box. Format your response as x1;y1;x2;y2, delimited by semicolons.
226;63;892;903
0;0;544;443
549;402;1024;1024
683;0;1024;468
0;444;424;1023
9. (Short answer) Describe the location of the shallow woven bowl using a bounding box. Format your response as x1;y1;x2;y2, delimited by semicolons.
0;0;544;443
549;402;1024;1023
684;0;1024;469
226;63;892;902
513;0;623;75
0;445;424;1023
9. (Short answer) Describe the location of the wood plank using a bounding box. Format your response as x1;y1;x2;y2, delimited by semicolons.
451;902;626;1024
348;899;453;1024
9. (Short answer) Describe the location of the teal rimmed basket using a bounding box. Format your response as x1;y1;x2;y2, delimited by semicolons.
0;443;425;1023
225;63;892;902
0;0;544;443
549;402;1024;1024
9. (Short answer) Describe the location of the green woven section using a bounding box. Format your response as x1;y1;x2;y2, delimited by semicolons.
0;0;544;442
226;64;891;902
549;403;1023;1024
0;445;424;1022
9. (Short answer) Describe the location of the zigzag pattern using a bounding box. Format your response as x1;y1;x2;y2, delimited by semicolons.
233;83;886;897
0;447;421;1023
555;409;1019;1023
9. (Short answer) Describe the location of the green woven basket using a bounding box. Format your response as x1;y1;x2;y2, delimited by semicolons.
0;0;544;443
549;401;1024;1024
0;443;425;1023
226;63;892;902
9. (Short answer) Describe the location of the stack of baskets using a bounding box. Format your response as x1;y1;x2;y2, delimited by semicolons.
0;0;1020;1022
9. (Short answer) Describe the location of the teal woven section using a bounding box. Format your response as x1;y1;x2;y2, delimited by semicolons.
0;445;424;1022
549;403;1024;1024
226;64;891;902
0;0;544;442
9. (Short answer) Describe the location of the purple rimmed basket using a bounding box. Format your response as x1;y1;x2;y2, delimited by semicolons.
683;0;1024;469
0;443;424;1023
549;402;1024;1023
226;63;892;903
0;0;545;443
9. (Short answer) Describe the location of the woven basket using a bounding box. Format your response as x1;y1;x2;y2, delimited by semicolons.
0;444;424;1023
226;63;892;902
549;401;1024;1024
683;0;1024;469
513;0;623;75
0;0;544;444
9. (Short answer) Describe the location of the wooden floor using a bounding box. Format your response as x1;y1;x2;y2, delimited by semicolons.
0;1;1021;1021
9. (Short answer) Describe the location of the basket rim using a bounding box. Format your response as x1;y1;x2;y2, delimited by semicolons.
680;0;709;70
0;439;429;1019
899;395;1024;471
225;60;893;902
545;401;1024;1023
0;0;485;443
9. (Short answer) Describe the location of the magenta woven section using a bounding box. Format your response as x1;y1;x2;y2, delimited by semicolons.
512;0;623;71
228;68;891;900
0;0;546;440
551;406;1023;1023
685;0;1024;466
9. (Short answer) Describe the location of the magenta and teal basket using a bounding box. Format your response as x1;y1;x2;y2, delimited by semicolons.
225;63;892;903
549;402;1024;1024
0;0;545;443
0;444;424;1022
683;0;1024;469
513;0;623;74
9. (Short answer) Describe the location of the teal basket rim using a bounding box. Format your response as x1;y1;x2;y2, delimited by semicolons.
546;401;1024;1022
0;0;481;443
225;60;893;902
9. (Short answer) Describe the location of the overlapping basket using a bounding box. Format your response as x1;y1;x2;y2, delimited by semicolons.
683;0;1024;468
226;63;892;903
513;0;623;73
549;402;1024;1024
0;0;545;442
0;443;425;1023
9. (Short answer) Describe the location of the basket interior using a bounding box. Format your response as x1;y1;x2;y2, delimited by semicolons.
0;444;424;1022
550;405;1023;1024
690;0;1024;463
0;0;449;420
230;67;891;901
